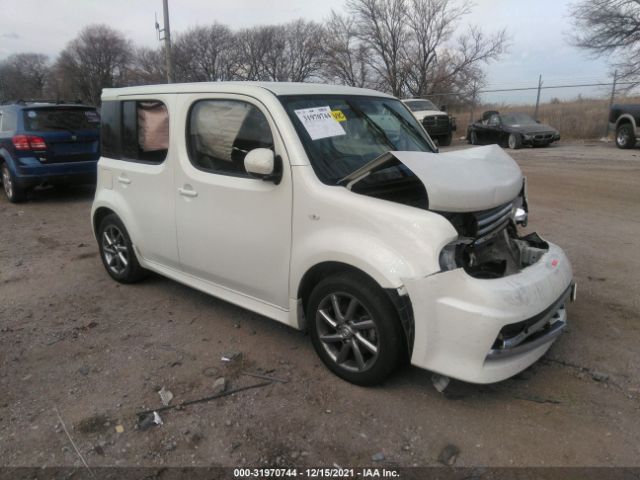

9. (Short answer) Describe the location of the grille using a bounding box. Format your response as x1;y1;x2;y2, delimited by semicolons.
473;202;513;239
534;133;554;140
422;115;449;127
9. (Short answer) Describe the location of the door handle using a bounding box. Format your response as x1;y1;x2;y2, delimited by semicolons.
178;187;198;198
117;175;131;185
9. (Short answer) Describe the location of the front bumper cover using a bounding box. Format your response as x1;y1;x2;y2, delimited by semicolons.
403;241;573;384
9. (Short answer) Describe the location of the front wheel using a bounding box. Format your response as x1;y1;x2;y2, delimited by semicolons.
469;130;479;145
508;133;523;150
616;124;636;149
438;133;453;146
1;163;27;203
98;214;148;283
307;273;403;386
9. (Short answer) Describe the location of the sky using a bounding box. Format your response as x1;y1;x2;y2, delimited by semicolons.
0;0;615;104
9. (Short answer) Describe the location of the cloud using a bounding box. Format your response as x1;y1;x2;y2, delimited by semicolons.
2;32;20;39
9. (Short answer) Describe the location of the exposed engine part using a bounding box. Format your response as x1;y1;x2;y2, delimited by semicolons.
438;199;548;279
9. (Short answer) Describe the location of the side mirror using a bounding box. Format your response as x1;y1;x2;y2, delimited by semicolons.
440;105;447;111
244;148;281;184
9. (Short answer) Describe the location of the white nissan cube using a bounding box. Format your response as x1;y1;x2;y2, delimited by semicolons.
91;82;575;386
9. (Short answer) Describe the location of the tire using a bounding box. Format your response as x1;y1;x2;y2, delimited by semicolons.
1;162;27;203
438;133;453;147
508;133;523;150
307;272;404;386
469;130;479;145
616;123;636;149
97;213;147;283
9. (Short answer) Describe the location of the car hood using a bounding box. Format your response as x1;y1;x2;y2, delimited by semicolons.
342;145;523;213
411;109;447;119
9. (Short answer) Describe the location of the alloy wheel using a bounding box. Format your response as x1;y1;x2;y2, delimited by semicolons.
2;165;13;199
101;225;130;275
508;134;516;149
617;129;629;147
315;292;380;373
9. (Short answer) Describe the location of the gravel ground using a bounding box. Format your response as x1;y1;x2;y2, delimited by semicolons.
1;141;639;469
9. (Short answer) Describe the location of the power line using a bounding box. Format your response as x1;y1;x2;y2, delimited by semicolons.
427;81;637;97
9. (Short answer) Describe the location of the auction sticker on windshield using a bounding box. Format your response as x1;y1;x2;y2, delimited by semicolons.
295;106;346;140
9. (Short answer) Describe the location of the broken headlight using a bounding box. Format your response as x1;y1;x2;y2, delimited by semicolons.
439;242;459;271
512;178;529;226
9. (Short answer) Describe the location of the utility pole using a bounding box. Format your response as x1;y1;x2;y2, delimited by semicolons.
606;70;618;138
156;0;175;83
534;74;542;121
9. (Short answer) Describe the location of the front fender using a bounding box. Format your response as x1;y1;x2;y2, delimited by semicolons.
291;228;417;292
615;113;637;130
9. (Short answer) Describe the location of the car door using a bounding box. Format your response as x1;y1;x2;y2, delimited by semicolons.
485;114;503;144
471;120;490;144
102;96;179;268
174;94;293;309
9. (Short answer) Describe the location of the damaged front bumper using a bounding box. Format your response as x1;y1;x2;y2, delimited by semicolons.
403;241;574;384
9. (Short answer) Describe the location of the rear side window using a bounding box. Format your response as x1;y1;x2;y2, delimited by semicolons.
187;100;273;176
23;107;100;132
0;109;17;132
100;100;169;163
100;101;120;158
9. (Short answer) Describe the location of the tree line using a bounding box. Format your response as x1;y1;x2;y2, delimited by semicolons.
0;0;508;106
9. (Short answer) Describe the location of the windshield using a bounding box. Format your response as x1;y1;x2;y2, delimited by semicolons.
404;99;438;112
501;113;537;126
280;95;435;185
23;107;100;132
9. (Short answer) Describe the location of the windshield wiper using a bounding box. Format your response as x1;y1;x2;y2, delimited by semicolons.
345;100;397;151
383;104;437;152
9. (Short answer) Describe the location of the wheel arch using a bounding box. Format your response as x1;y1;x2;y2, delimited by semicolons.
296;261;414;359
0;149;16;170
615;114;636;130
92;206;116;238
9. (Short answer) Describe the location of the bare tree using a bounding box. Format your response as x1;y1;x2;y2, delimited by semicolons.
0;53;50;101
412;24;506;101
347;0;409;96
283;20;326;82
130;47;166;85
173;24;236;82
569;0;640;84
55;24;132;105
323;12;371;87
343;0;507;98
258;25;289;81
233;27;271;80
402;0;469;96
234;20;325;82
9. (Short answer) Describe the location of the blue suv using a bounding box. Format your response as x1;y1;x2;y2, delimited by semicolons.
0;101;100;202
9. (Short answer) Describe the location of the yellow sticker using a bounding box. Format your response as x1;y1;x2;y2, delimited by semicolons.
331;110;347;122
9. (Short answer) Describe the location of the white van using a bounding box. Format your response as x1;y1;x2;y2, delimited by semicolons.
91;82;575;386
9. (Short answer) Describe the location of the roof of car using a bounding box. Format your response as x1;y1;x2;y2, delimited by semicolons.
102;82;394;100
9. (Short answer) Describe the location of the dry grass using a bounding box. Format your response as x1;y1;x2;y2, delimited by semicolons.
450;95;640;140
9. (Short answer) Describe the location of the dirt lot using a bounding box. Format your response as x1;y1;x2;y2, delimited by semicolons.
1;141;639;469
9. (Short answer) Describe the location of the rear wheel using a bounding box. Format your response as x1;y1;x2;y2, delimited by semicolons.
98;214;147;283
307;272;403;386
616;123;636;149
1;163;27;203
508;133;523;150
469;130;479;145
